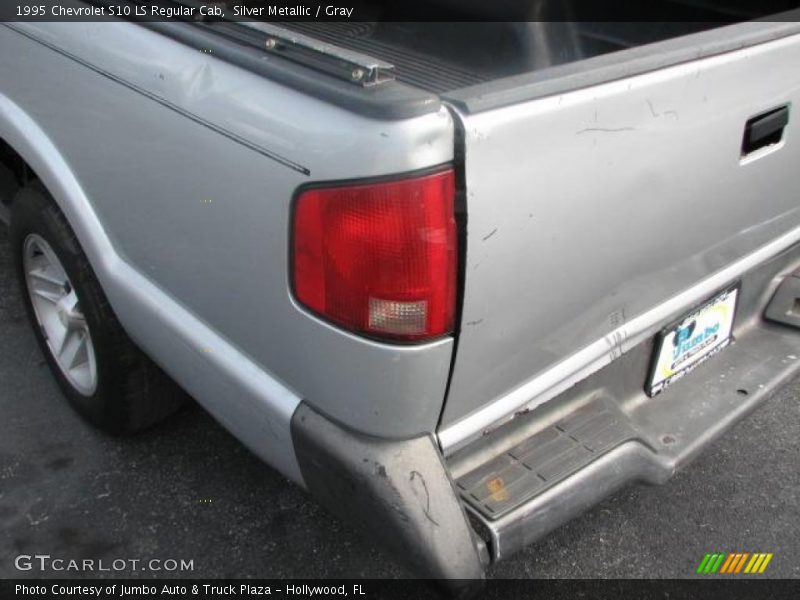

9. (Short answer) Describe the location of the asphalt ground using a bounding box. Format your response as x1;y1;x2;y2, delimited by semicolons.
0;223;798;582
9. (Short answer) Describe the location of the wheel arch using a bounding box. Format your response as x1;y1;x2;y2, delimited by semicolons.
0;93;307;482
0;94;120;285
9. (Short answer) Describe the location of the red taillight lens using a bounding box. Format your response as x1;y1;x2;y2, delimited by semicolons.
292;169;457;342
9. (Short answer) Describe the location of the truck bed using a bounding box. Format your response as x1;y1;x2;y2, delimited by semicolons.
279;2;799;95
283;22;715;94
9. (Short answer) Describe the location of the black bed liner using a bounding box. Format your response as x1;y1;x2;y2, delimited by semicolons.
282;15;800;97
281;22;715;95
143;0;800;119
283;22;486;94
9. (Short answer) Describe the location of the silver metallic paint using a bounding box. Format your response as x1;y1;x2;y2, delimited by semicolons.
440;32;800;451
0;22;455;485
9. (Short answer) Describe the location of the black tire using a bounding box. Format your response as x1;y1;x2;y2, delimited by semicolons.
10;181;185;434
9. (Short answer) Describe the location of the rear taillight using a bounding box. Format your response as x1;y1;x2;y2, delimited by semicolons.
292;169;457;342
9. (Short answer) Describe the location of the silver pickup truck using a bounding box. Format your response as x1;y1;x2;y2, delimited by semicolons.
2;2;800;585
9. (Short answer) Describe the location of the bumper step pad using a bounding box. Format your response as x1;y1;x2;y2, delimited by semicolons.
456;401;637;519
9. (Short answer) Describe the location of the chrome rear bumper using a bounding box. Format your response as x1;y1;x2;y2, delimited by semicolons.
448;242;800;562
292;242;800;579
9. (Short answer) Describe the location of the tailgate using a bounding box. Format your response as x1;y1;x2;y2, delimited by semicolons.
440;28;800;450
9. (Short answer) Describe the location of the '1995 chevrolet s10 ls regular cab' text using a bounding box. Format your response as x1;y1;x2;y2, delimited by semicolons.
1;0;800;587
